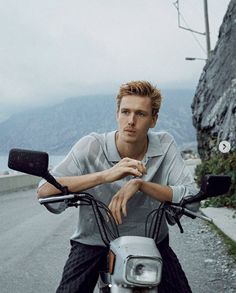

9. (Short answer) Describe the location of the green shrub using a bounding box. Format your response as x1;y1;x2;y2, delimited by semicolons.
195;151;236;209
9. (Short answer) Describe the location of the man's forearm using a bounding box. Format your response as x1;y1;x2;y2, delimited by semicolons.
138;180;173;202
37;158;147;198
37;171;107;198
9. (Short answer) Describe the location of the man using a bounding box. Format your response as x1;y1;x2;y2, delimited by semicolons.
38;81;197;292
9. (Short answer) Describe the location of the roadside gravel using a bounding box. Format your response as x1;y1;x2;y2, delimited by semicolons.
169;216;236;293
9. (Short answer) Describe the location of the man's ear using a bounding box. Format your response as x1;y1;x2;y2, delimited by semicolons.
150;114;158;128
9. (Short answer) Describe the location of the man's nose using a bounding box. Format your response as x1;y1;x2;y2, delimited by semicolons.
128;113;135;125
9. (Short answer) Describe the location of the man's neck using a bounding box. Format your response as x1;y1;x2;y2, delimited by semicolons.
115;132;148;161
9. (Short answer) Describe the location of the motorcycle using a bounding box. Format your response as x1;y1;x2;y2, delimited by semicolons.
8;148;231;293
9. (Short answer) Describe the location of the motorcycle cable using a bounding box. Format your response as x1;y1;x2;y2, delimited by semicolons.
87;195;119;239
145;207;159;237
96;207;119;240
153;203;166;243
91;200;111;246
81;195;119;245
145;203;165;239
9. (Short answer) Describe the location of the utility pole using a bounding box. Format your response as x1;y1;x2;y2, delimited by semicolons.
174;0;212;60
204;0;211;58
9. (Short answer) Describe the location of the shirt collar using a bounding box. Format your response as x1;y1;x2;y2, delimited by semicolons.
146;131;164;158
106;130;164;162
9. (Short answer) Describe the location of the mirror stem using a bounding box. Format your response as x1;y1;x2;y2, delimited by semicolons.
43;172;69;195
181;191;205;206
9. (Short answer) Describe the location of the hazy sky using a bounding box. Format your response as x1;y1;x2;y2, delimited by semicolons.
0;0;231;109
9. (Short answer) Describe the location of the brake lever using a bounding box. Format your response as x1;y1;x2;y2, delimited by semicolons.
166;203;213;231
165;204;184;232
182;207;213;223
173;205;213;223
174;216;184;233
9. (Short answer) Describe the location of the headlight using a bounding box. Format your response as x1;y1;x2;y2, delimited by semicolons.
126;257;162;285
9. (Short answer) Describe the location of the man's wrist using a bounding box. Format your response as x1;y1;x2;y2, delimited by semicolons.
100;170;110;184
131;178;143;190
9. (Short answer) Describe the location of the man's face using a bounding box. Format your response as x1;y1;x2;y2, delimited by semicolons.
116;95;157;143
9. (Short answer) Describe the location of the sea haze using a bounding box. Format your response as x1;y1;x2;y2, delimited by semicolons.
0;89;197;155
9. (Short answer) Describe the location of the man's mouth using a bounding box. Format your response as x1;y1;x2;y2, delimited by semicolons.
124;129;136;134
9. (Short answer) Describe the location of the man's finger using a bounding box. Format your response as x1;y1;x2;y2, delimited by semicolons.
121;200;127;217
108;199;116;220
136;161;147;174
114;197;123;224
126;161;147;175
126;167;142;177
108;196;121;225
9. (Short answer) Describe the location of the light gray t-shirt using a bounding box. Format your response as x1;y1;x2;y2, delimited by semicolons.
39;131;198;246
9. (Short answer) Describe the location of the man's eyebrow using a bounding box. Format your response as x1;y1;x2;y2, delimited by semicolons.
120;107;148;113
135;109;148;113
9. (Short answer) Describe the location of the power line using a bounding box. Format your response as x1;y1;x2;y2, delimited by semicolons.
172;0;210;57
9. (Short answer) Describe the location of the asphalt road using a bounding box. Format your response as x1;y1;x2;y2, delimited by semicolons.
0;189;235;293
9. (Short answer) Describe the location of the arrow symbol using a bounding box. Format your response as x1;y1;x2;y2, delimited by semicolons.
219;141;231;153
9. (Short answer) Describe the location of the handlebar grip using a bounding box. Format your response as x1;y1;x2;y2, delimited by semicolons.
38;194;76;205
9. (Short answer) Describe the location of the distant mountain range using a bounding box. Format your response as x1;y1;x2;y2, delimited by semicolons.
0;89;197;155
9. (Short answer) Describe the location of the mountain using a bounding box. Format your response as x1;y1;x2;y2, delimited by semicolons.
0;89;196;155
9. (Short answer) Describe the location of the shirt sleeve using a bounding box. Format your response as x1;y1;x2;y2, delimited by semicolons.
37;136;90;213
165;136;199;203
38;142;83;185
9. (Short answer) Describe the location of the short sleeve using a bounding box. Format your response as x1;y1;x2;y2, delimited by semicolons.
37;135;96;213
165;137;199;203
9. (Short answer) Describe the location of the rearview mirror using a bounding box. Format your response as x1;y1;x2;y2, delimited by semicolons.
8;148;49;177
200;175;231;198
181;174;231;206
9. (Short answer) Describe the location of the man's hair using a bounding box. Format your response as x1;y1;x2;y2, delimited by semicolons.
116;80;162;116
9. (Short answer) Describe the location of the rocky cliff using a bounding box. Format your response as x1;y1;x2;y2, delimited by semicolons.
192;0;236;160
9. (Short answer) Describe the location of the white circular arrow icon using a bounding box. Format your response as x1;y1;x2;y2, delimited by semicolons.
219;141;231;153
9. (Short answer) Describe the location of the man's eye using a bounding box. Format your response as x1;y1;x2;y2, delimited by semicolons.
121;110;129;114
137;112;145;117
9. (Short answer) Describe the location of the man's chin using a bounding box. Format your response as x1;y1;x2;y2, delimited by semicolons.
121;132;138;143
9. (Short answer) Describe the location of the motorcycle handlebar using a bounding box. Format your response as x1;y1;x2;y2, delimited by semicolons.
8;148;232;244
38;194;79;204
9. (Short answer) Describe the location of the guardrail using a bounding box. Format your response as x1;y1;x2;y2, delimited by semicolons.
0;173;41;194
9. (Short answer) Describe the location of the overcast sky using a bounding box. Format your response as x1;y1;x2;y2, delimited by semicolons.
0;0;231;110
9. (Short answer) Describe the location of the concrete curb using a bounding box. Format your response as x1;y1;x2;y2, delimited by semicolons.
0;173;40;195
200;207;236;243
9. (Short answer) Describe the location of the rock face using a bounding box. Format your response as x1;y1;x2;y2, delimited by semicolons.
192;0;236;160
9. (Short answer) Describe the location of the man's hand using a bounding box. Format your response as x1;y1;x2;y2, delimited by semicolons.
108;178;143;225
103;158;146;183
